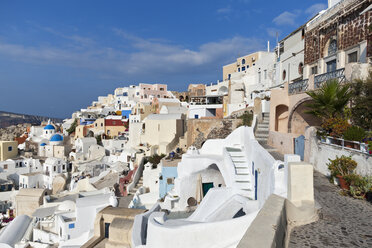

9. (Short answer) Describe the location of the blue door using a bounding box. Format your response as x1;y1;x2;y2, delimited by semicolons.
294;135;305;161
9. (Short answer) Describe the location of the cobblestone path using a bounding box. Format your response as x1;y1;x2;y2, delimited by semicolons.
289;171;372;248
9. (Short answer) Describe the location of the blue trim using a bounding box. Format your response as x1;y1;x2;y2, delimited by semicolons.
254;170;258;201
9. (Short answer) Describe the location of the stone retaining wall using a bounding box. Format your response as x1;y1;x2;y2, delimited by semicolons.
186;119;242;149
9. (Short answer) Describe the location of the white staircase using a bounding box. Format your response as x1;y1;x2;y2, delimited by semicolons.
225;147;254;199
129;176;143;195
255;113;284;161
255;113;270;143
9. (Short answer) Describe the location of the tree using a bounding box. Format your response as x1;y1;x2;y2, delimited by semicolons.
305;79;352;121
350;71;372;130
66;118;78;135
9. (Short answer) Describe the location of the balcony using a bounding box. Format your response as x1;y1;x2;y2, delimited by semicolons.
314;68;345;89
288;79;309;95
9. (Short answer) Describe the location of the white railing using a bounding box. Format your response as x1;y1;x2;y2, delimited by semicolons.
319;136;370;155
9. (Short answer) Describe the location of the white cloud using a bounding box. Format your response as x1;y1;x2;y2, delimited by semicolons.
266;28;281;38
305;3;327;16
217;6;232;14
273;11;298;26
0;29;264;81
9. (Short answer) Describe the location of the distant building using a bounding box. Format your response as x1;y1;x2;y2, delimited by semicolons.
139;83;172;102
0;141;18;161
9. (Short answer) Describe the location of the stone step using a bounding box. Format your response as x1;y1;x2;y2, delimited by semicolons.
228;151;245;157
256;138;267;142
236;168;250;174
266;148;278;152
235;175;250;181
255;130;269;134
234;182;252;190
255;133;269;139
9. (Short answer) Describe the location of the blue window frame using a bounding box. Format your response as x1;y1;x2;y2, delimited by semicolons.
69;223;75;229
8;146;12;152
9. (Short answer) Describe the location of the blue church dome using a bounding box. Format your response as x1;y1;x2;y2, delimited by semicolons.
50;134;63;142
44;124;55;130
40;143;47;146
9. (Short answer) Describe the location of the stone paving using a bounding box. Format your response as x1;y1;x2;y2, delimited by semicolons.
289;171;372;248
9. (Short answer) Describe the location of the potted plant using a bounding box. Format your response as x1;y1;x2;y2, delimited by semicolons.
343;126;366;150
344;174;372;200
327;155;357;190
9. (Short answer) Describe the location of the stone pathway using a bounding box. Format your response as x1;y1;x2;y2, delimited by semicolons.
289;171;372;248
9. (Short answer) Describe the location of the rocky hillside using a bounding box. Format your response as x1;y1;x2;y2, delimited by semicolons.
0;124;29;141
0;111;63;129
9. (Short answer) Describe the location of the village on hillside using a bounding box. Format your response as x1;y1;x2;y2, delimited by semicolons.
0;0;371;247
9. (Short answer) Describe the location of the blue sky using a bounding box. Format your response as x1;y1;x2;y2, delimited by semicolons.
0;0;327;118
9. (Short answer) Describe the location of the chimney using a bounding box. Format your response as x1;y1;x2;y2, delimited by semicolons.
267;41;270;52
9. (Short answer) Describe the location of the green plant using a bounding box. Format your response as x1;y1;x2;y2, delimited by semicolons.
95;135;102;146
147;153;166;166
238;111;253;127
66;118;78;135
306;79;352;121
350;71;372;130
343;126;366;142
321;117;350;138
344;174;372;199
327;155;357;180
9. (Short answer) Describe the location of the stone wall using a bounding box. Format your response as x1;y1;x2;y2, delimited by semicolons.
304;0;371;65
305;127;372;176
186;118;242;149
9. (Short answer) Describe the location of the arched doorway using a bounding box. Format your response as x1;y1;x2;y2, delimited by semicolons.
275;104;289;132
288;97;322;134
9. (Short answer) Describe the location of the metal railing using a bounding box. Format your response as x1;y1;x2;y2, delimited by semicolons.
288;79;309;95
314;68;345;89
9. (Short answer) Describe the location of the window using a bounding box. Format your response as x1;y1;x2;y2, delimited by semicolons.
144;94;147;98
311;66;318;75
348;51;358;63
63;164;65;170
69;223;75;229
238;68;240;72
3;164;7;170
241;66;245;71
326;59;337;72
282;70;286;80
242;58;245;65
298;63;304;75
160;87;164;91
328;39;337;56
228;74;231;80
95;123;97;127
53;166;56;172
264;70;267;79
101;123;103;127
246;65;249;69
8;146;12;152
252;63;255;66
167;177;175;184
301;29;305;40
258;72;261;84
